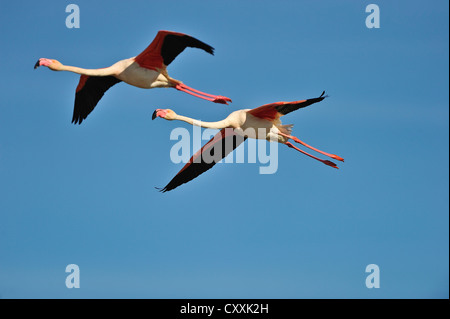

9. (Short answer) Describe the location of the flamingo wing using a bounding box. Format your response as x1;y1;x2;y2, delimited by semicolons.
72;75;122;124
247;91;328;121
134;30;214;71
159;128;246;192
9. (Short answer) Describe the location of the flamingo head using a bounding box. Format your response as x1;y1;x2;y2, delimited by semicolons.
34;58;63;71
152;109;177;121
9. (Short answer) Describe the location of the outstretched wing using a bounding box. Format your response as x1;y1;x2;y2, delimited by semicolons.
72;75;121;125
159;128;247;192
134;30;214;70
247;91;328;121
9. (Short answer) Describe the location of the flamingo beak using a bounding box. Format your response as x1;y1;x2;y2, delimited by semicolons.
33;58;53;69
33;59;40;69
152;109;167;120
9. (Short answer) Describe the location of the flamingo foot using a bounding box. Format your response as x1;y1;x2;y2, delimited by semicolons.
212;96;232;105
323;160;339;169
330;154;344;162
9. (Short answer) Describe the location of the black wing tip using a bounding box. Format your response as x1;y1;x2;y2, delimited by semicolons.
195;41;214;56
187;34;214;55
71;116;84;125
34;59;40;69
320;90;329;99
206;46;215;56
155;186;169;193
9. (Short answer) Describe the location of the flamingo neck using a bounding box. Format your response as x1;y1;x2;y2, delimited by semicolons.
174;115;229;130
60;65;113;77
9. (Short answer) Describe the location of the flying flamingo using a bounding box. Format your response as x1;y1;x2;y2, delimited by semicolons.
152;91;344;192
34;30;232;124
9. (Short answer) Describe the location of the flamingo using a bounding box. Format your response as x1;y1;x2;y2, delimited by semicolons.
34;30;232;124
152;91;344;192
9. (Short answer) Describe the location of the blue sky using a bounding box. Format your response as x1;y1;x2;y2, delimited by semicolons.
0;0;448;298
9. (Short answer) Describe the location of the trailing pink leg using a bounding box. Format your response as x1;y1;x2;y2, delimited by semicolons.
176;83;232;105
278;131;344;162
285;142;339;169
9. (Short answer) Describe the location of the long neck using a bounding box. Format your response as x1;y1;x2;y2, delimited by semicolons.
174;115;229;130
60;65;114;76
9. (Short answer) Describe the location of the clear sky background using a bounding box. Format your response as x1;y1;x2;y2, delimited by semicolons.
0;0;448;298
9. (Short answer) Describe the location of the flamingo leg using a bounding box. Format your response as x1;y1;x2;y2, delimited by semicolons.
160;69;231;105
278;131;344;162
285;142;339;169
175;83;232;105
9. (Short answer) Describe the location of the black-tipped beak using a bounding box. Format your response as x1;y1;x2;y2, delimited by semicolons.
34;59;40;69
152;110;157;120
